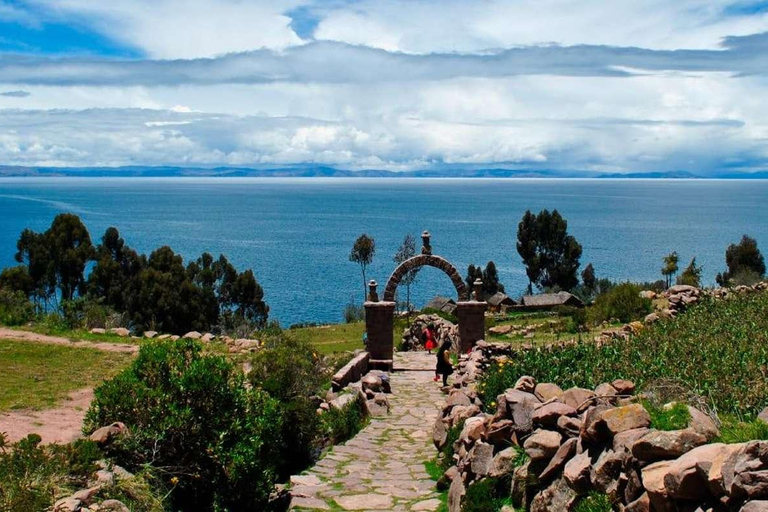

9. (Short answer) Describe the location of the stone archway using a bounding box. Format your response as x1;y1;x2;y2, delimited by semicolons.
364;232;487;370
383;253;469;302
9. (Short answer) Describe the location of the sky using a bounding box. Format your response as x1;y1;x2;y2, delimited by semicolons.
0;1;768;173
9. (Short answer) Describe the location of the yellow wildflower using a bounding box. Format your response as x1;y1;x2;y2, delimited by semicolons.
171;477;179;486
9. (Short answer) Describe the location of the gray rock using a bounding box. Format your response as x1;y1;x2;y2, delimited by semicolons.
563;451;592;493
488;446;521;478
100;500;131;512
182;331;202;339
514;376;536;393
539;437;577;482
591;449;625;495
469;442;494;477
433;418;448;450
631;428;708;461
742;501;768;512
557;415;583;438
624;492;650;512
448;472;465;512
524;429;562;461
561;387;596;411
495;389;540;435
612;379;636;395
535;382;564;402
530;476;576;512
532;402;577;428
599;403;651;435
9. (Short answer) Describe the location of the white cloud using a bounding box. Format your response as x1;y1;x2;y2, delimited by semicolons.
29;0;304;58
314;0;768;53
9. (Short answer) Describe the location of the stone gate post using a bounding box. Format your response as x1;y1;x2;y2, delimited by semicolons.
364;280;395;370
455;279;487;353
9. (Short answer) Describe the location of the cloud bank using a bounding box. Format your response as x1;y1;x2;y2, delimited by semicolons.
1;0;768;173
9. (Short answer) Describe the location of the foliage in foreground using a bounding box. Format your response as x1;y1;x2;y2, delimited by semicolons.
480;290;768;418
573;492;613;512
85;339;284;510
0;434;164;512
463;476;514;512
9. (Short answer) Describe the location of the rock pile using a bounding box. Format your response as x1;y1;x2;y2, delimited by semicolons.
322;368;392;418
435;343;768;511
401;314;459;351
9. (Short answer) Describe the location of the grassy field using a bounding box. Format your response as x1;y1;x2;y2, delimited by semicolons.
288;322;367;354
0;339;134;411
480;289;768;418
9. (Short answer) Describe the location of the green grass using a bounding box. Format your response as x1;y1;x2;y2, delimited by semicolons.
717;416;768;444
15;324;140;344
644;401;691;431
0;340;134;411
425;459;443;481
573;492;612;512
479;290;768;418
288;322;366;354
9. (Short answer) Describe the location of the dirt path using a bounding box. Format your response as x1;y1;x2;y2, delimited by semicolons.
0;327;139;353
0;388;94;445
290;352;445;511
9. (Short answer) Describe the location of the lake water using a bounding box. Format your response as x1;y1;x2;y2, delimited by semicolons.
1;178;767;326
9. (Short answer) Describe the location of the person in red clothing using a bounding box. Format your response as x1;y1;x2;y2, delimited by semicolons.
423;323;437;354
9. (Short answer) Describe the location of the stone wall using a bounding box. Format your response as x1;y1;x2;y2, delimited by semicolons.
434;339;768;511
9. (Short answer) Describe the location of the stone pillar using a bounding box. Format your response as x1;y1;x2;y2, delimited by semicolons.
456;301;487;354
421;230;432;255
364;295;395;370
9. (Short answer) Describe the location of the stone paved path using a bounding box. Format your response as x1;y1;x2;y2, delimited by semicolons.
290;352;445;511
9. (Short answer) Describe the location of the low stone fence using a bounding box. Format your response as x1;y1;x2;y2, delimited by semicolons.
434;341;768;511
331;351;370;391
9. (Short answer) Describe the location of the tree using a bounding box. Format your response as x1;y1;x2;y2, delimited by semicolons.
661;251;679;289
44;213;95;302
465;262;505;300
581;263;596;294
515;209;583;291
716;235;766;286
677;257;703;287
0;266;34;298
516;210;541;294
393;234;419;323
349;234;375;303
15;228;54;308
465;264;483;295
88;227;144;312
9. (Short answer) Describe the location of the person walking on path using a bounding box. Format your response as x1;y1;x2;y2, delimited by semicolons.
423;324;437;354
434;339;454;386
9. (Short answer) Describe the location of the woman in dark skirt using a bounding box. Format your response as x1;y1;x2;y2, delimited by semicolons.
435;339;454;386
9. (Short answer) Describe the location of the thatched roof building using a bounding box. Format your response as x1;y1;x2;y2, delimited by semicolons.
423;296;457;314
487;292;517;312
520;291;585;310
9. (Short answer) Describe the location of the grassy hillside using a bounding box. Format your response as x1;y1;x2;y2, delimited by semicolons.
0;340;134;411
481;290;768;417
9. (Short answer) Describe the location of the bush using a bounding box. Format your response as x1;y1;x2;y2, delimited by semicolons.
479;291;768;418
84;339;284;510
323;397;368;444
343;300;365;323
643;401;690;431
588;282;652;324
463;476;513;512
249;335;327;477
718;417;768;444
61;297;114;330
0;434;103;512
0;289;34;326
574;492;612;512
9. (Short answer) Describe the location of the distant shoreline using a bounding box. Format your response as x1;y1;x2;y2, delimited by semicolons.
1;165;767;180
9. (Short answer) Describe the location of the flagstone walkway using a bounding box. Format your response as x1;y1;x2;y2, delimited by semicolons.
290;351;446;511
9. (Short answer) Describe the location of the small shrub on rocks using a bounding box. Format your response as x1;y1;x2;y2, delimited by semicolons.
588;282;652;324
717;416;768;444
643;400;691;431
463;476;514;512
573;492;612;512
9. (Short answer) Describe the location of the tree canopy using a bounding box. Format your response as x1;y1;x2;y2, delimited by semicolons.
716;235;766;286
466;261;505;300
349;234;375;303
2;214;268;333
516;209;583;292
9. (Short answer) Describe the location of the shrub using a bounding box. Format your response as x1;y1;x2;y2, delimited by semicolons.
479;291;768;418
574;492;613;512
249;335;333;477
643;401;690;431
85;339;283;510
0;289;34;326
588;282;652;324
463;476;513;512
0;434;104;512
323;397;368;444
343;300;365;323
61;297;114;330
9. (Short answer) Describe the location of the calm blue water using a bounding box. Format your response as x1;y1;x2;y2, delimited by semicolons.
1;178;767;326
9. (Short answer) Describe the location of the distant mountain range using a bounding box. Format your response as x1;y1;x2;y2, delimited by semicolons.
1;165;767;179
